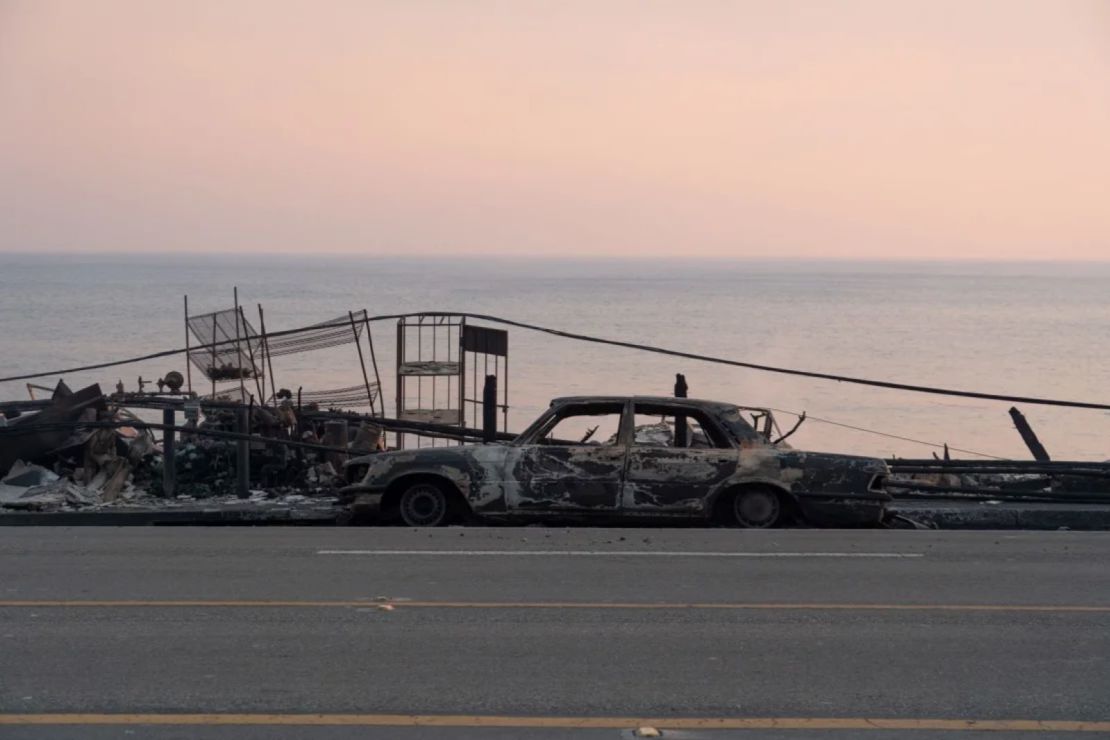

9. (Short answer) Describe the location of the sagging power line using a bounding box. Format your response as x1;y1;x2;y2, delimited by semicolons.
2;311;1108;412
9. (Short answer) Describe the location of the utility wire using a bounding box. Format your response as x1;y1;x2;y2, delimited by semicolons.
2;311;1109;411
764;407;1008;460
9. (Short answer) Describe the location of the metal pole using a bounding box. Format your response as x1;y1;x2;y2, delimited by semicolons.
349;311;376;413
183;295;192;393
233;286;246;402
503;340;508;434
361;311;384;417
235;405;250;498
431;320;437;418
241;306;263;404
396;319;404;449
674;373;688;397
258;305;278;404
483;375;497;443
674;373;688;447
458;317;466;445
162;407;176;497
210;319;217;399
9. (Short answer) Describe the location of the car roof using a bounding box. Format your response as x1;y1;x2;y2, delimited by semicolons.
550;395;737;410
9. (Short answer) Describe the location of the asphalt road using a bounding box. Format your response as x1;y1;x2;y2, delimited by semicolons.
2;527;1109;739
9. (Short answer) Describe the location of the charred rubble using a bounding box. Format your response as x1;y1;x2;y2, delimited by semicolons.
0;381;383;514
2;381;1109;523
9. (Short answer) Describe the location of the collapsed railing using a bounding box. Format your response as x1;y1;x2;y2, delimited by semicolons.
884;458;1110;505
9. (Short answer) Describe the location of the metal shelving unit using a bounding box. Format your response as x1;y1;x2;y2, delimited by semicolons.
395;314;508;448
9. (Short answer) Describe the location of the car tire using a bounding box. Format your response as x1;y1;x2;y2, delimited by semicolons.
731;487;783;528
398;481;452;527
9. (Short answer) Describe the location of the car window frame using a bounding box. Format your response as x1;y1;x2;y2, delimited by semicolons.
516;400;632;447
630;401;736;450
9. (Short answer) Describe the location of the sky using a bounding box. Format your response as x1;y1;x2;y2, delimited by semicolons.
1;0;1108;259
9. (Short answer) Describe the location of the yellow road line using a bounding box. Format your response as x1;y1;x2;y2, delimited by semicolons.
1;599;1109;612
1;714;1109;731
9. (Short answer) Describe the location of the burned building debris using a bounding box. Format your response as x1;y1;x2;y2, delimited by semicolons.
3;303;1109;527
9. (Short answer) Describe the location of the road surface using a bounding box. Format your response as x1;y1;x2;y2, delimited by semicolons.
2;527;1109;738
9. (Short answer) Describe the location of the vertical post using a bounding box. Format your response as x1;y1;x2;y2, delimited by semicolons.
323;419;349;474
349;311;376;413
183;295;192;393
458;317;466;445
233;286;246;402
396;319;404;449
240;306;263;403
162;407;176;497
503;341;508;435
431;319;437;421
258;305;278;404
210;318;218;399
361;311;384;418
235;405;250;498
482;375;497;443
673;373;688;448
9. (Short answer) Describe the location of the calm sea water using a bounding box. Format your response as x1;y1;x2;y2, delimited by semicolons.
2;253;1108;460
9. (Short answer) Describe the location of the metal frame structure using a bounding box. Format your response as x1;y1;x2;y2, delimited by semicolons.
184;292;383;416
395;314;509;449
396;314;464;448
461;323;509;435
255;307;382;416
183;289;263;403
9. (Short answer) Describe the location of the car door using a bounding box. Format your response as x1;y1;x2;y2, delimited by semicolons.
509;400;630;512
622;402;738;515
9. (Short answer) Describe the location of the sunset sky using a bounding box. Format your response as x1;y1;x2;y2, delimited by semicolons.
1;0;1108;259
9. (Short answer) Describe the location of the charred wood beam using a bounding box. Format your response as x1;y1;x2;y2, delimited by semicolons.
1009;406;1051;462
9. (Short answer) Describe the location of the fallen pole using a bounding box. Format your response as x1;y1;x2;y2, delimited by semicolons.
1009;406;1051;462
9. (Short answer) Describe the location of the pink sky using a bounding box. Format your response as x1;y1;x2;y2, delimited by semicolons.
1;0;1108;259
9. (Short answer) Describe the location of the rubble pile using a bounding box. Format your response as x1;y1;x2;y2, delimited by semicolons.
0;381;383;515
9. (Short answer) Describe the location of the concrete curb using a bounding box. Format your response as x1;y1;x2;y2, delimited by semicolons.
0;504;342;526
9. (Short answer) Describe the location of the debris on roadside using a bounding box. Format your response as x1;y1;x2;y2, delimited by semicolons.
0;381;106;475
0;380;385;514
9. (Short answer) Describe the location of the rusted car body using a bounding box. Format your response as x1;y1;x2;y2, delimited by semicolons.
342;396;891;528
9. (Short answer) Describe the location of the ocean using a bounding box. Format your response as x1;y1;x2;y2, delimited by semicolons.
2;253;1108;461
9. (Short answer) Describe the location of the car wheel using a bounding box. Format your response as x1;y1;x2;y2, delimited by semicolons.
732;488;782;528
398;481;451;527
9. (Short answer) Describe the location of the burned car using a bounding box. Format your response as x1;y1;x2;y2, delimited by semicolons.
342;396;890;528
